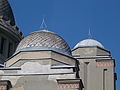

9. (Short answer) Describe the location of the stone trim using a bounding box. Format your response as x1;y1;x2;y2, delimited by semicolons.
57;79;83;90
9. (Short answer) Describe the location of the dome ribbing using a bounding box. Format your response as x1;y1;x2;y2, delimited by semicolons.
15;30;71;56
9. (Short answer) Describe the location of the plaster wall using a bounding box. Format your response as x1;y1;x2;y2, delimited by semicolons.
0;60;76;90
6;51;76;67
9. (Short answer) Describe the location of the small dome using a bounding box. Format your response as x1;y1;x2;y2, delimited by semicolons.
15;30;71;56
74;39;104;49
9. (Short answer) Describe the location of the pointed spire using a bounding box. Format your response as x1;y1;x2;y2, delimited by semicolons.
40;17;47;30
88;27;92;39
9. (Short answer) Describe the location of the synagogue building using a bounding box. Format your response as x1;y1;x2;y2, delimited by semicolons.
0;0;117;90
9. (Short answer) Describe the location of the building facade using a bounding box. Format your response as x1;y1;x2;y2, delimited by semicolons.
72;39;117;90
0;0;116;90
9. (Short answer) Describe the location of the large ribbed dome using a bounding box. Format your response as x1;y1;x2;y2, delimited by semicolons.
0;0;15;25
74;39;104;49
15;30;71;55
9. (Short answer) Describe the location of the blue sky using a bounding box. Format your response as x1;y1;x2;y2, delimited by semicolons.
9;0;119;89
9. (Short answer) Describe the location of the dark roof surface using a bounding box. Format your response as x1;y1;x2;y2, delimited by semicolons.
0;0;15;25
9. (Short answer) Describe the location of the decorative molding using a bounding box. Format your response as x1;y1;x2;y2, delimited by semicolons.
59;83;79;89
0;85;7;90
57;79;83;89
96;61;114;66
